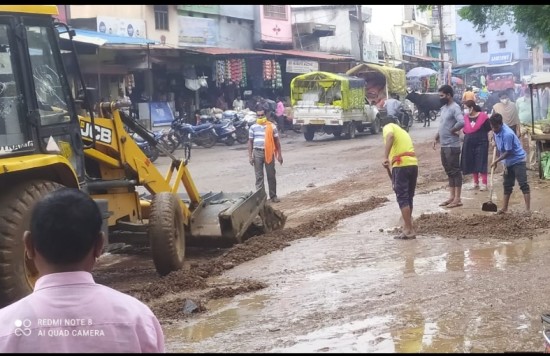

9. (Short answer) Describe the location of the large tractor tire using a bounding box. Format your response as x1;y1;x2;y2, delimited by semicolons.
0;180;62;307
148;192;185;276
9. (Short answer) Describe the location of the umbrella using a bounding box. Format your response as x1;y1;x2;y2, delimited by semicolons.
406;67;438;79
451;76;464;85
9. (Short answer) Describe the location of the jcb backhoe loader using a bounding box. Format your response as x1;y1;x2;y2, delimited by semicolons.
0;5;285;308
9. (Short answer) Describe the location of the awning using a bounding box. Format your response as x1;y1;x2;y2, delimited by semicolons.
180;47;275;56
403;53;452;62
257;49;354;61
58;28;157;47
468;61;519;69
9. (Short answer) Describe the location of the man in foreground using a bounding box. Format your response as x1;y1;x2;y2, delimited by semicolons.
434;84;465;209
0;188;165;353
489;113;531;215
382;119;418;240
248;108;283;203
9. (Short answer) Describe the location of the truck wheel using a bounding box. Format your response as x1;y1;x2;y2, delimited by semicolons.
356;125;365;133
333;128;342;138
344;122;356;139
148;192;185;276
304;126;315;141
370;115;381;134
0;180;62;307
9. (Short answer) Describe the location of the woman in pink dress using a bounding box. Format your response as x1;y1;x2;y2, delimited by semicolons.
461;100;492;191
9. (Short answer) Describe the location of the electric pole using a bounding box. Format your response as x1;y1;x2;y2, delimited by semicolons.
357;5;364;62
438;5;445;85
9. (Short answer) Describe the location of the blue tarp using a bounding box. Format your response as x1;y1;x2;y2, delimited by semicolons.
58;28;157;46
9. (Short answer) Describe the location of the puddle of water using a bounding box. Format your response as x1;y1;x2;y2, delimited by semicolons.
165;293;269;352
405;240;534;276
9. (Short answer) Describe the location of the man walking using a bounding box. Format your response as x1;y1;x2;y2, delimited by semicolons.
248;108;283;203
382;121;418;240
275;97;286;134
433;84;465;208
0;188;165;353
489;113;531;215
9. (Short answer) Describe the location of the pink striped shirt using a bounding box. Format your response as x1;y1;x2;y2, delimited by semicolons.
0;271;165;353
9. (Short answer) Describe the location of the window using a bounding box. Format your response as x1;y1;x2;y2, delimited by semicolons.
499;40;507;49
264;5;287;20
480;42;488;53
154;5;169;31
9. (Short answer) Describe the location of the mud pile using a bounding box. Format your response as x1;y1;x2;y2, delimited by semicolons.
415;212;550;240
127;196;388;304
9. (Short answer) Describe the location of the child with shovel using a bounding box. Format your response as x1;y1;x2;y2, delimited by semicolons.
489;113;531;215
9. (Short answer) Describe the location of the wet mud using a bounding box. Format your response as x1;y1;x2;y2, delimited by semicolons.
415;212;550;240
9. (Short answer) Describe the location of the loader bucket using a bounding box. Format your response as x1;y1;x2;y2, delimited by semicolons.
185;188;283;246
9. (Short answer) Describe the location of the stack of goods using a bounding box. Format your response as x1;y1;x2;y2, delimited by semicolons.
214;60;226;87
262;60;282;89
214;59;248;88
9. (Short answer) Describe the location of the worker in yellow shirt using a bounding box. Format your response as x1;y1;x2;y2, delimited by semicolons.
382;120;418;240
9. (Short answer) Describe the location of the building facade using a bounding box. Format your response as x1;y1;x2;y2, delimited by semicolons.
455;5;530;78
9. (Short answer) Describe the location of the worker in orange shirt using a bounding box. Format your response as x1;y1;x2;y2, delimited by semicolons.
462;86;476;103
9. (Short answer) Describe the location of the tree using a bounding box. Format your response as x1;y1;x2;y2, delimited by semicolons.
457;5;550;48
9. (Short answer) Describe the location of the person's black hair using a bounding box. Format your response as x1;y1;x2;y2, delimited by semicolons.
489;113;504;126
464;100;482;112
498;91;509;98
438;84;454;97
30;188;102;265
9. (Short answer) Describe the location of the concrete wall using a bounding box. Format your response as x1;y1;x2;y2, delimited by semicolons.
69;5;180;47
218;17;254;49
292;6;354;56
220;5;254;20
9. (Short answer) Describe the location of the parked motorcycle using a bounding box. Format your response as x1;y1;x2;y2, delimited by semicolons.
223;110;249;144
212;119;237;146
388;107;414;132
170;117;217;149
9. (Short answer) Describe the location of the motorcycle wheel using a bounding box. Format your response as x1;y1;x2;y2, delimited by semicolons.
160;135;176;154
236;128;249;144
200;132;217;148
224;136;235;146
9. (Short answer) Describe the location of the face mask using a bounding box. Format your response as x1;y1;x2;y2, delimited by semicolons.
440;97;448;105
500;99;509;104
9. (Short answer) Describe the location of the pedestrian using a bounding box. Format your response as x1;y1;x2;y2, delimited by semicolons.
232;95;244;111
384;93;404;125
275;97;286;134
0;188;165;353
382;121;418;240
489;113;531;215
491;92;520;137
216;92;228;111
248;107;283;203
461;100;491;191
462;86;475;103
433;84;465;208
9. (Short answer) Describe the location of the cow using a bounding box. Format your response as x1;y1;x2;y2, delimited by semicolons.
405;92;443;127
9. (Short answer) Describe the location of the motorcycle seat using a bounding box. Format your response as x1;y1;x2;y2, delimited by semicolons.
193;123;213;130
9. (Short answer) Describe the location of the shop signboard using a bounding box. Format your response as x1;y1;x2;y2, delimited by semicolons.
286;59;319;74
177;5;220;15
401;35;415;56
489;52;512;65
178;16;219;47
363;44;379;64
150;102;175;127
97;16;147;38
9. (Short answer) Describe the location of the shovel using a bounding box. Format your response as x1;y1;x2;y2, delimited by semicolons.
482;146;498;212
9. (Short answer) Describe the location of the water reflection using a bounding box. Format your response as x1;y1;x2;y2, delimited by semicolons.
402;241;533;276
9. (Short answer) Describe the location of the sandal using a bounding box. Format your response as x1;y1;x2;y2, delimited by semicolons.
445;201;463;208
439;200;453;207
393;232;417;240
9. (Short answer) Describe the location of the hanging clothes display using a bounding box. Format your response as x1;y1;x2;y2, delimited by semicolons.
214;59;248;88
262;59;282;89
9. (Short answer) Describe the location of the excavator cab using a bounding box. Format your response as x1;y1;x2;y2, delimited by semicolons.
0;6;286;308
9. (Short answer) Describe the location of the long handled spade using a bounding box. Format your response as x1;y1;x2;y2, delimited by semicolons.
482;146;498;212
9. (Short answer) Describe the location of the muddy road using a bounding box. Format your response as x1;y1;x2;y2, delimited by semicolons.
93;120;550;352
